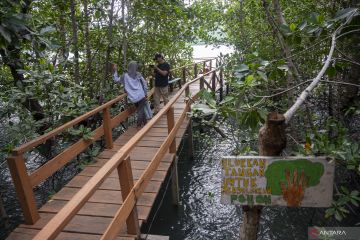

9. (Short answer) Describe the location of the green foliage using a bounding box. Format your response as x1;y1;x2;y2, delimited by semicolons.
69;125;93;141
299;120;360;175
325;187;360;221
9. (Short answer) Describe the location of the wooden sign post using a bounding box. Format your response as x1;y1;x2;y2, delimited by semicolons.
221;156;335;207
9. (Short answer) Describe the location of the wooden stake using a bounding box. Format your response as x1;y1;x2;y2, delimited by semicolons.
182;67;186;84
171;156;179;206
240;112;286;240
200;77;205;90
211;72;216;92
118;156;140;237
194;63;198;78
220;68;224;101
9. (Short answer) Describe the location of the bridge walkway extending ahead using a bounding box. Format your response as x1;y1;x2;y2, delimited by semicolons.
6;58;224;240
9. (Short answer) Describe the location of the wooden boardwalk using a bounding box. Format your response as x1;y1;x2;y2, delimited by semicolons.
6;58;224;240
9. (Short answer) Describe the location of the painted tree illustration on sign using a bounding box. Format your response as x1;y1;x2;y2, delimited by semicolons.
265;160;324;207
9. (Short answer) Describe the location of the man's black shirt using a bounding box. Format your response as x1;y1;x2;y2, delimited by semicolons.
155;62;170;87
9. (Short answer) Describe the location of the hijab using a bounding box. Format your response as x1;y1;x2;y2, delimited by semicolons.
127;61;138;79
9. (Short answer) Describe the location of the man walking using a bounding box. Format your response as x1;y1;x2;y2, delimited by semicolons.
152;53;170;113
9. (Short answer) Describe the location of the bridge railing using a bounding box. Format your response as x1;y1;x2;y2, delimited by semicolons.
32;61;224;240
6;57;220;226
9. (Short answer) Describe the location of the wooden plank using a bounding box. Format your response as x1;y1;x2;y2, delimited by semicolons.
13;93;127;155
65;176;162;193
101;189;137;239
39;200;151;221
78;166;167;182
88;159;171;171
21;212;142;236
53;188;157;206
8;228;135;240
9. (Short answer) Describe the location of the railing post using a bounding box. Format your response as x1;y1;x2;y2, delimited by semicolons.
167;107;176;153
210;59;212;70
118;156;140;237
203;61;206;73
171;156;179;206
169;71;174;92
103;106;113;149
220;67;224;101
182;67;186;84
185;85;190;99
185;98;194;160
200;76;205;90
194;63;198;78
211;72;216;92
7;155;39;224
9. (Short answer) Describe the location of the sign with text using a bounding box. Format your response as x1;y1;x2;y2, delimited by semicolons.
221;156;335;207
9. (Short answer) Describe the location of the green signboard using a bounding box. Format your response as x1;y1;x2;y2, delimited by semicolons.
221;156;335;207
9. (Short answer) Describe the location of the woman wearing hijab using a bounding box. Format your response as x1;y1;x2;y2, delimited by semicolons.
113;61;148;128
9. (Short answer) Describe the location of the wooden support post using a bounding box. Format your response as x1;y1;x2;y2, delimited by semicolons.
220;68;224;101
185;85;190;98
240;112;286;240
167;107;176;153
117;156;140;237
187;118;194;160
103;106;113;149
194;63;198;78
203;61;206;73
7;155;39;225
171;156;179;206
182;67;186;84
211;72;216;92
0;192;10;233
200;76;205;90
169;72;174;92
209;59;212;70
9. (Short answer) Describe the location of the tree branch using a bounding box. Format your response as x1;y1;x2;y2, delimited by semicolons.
284;30;337;123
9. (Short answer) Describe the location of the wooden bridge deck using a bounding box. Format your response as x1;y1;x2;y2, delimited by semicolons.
6;85;202;240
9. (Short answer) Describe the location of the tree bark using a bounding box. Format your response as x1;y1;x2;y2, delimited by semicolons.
122;0;127;71
262;0;302;87
83;0;92;77
240;112;286;240
70;0;80;83
103;0;116;86
55;0;67;63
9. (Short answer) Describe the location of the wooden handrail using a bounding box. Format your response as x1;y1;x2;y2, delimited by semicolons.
102;104;190;239
33;66;222;240
171;57;215;72
12;93;127;155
